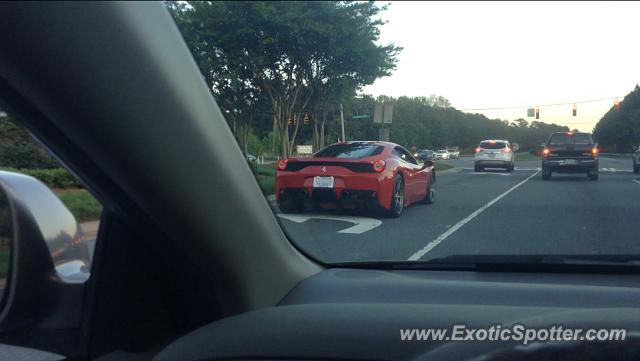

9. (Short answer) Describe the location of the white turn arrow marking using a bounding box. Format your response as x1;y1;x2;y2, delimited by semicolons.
277;213;382;234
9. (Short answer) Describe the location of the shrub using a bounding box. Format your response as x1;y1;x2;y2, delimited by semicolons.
0;167;80;188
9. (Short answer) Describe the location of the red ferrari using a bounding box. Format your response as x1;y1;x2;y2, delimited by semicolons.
275;141;436;217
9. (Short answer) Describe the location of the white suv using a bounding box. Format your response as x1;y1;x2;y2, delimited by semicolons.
474;139;515;172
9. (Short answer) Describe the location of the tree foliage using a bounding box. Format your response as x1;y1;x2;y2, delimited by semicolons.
168;1;400;157
593;85;640;153
341;96;569;153
0;117;58;169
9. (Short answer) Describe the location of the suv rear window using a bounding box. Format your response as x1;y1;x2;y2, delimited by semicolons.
548;133;593;145
315;143;384;159
479;141;506;149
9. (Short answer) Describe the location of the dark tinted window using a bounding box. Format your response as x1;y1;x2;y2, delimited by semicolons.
479;141;507;149
548;133;593;145
394;147;419;165
315;143;384;159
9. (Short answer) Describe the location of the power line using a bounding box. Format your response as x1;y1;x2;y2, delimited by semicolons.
460;97;621;112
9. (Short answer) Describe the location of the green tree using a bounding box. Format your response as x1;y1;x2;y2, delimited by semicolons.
0;117;58;169
593;85;640;153
168;1;400;158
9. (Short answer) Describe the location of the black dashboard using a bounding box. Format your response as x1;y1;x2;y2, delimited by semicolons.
153;269;640;361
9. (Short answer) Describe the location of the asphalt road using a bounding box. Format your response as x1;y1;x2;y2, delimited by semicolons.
273;155;640;263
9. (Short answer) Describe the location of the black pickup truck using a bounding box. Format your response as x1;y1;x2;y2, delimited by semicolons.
541;132;599;181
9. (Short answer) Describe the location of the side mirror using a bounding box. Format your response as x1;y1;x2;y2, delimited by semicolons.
0;171;91;335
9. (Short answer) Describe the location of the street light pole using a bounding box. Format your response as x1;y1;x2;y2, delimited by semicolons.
340;103;346;142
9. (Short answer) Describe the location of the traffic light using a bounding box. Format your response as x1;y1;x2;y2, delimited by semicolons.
535;107;540;119
572;104;577;116
303;113;310;125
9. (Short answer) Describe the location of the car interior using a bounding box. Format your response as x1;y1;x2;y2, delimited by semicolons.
0;2;638;361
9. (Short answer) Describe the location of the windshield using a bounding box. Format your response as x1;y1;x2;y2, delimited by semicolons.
315;143;384;159
548;133;594;145
479;142;507;149
168;2;640;266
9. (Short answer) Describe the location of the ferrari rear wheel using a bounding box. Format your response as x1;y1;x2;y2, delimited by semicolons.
423;174;436;204
278;198;304;214
388;174;404;217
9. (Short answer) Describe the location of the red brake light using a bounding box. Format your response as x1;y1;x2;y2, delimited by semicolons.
372;160;386;172
277;159;288;171
542;148;550;156
475;147;482;153
490;140;496;144
592;146;599;156
501;148;511;153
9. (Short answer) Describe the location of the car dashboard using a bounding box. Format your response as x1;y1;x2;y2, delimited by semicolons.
152;268;640;361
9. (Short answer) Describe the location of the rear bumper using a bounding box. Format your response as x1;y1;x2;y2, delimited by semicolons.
276;172;393;210
542;158;598;172
475;160;512;167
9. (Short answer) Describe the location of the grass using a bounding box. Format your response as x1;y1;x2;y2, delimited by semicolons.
55;189;103;222
251;163;276;195
515;153;543;162
434;162;454;171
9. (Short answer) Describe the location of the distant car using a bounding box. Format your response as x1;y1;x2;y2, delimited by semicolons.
276;141;436;217
541;132;599;181
633;146;640;173
414;149;435;161
474;139;515;172
435;149;451;160
446;148;460;160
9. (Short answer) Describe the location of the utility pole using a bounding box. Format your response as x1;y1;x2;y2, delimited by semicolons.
340;103;346;142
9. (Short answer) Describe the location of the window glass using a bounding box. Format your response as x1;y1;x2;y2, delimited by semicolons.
0;113;102;268
315;143;384;159
168;2;640;266
479;141;507;149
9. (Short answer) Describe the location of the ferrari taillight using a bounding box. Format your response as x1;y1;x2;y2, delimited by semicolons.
372;160;386;172
276;159;288;171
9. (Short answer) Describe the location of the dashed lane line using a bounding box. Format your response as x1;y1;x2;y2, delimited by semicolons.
407;169;540;261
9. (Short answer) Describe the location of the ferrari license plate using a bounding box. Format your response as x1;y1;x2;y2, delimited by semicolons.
313;176;334;188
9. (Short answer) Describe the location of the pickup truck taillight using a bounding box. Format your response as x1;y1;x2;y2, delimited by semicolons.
592;146;599;156
542;148;550;157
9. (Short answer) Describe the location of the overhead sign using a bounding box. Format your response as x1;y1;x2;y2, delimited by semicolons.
527;108;535;117
383;103;393;123
296;145;313;155
374;104;383;123
374;103;393;124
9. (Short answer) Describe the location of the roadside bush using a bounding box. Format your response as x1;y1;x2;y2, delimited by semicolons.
0;167;80;188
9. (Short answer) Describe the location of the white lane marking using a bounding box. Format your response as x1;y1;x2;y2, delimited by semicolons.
277;213;382;234
461;167;540;171
407;170;540;261
632;179;640;185
610;168;617;173
471;172;511;176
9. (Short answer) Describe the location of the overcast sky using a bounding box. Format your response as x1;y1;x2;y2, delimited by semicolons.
362;1;640;132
